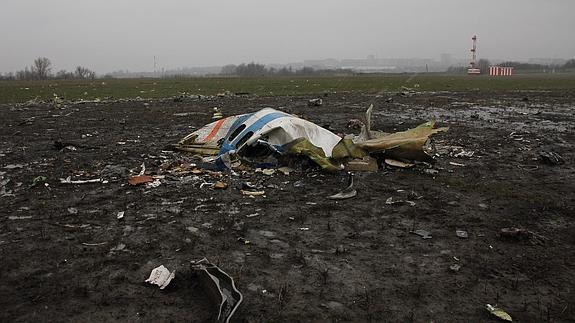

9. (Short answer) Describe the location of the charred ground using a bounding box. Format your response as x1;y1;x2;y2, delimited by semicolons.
1;90;574;322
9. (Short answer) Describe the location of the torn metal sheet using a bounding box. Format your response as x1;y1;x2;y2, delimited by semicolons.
539;151;564;165
411;229;432;239
355;119;449;161
176;108;342;170
177;115;244;155
456;229;469;238
191;258;243;323
216;108;341;161
145;265;175;289
60;177;102;184
308;98;323;107
486;304;513;321
327;174;357;200
128;175;154;185
384;158;415;168
345;156;378;172
241;190;265;196
175;106;447;171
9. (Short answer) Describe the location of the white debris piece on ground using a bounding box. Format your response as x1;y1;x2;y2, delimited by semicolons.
138;162;146;176
8;215;33;220
146;179;162;188
145;265;175;289
59;176;103;184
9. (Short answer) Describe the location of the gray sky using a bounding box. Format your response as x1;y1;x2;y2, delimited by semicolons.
1;0;574;73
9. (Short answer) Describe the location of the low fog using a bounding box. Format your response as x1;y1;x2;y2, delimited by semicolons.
1;0;574;73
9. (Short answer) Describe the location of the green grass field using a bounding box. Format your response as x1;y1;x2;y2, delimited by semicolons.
1;73;574;104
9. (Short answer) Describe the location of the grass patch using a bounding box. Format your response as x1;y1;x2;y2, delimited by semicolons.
1;73;574;104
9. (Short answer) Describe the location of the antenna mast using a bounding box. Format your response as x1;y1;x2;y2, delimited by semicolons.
154;56;158;76
467;35;481;74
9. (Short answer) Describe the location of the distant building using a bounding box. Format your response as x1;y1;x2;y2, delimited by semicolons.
528;58;566;66
440;53;453;66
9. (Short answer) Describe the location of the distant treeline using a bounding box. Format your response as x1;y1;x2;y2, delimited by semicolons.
220;62;353;76
447;59;575;74
499;59;575;70
0;57;96;81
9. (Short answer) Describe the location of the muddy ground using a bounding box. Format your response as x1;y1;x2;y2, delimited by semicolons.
1;90;574;322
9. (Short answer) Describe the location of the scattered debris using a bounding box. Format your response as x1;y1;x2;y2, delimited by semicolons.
60;177;103;184
308;98;323;107
175;106;447;172
191;258;243;323
110;243;126;252
499;228;547;243
293;180;305;188
53;140;83;151
453;150;474;158
200;182;215;189
423;169;439;175
385;197;415;206
1;177;14;197
138;162;146;176
213;181;228;189
449;264;461;272
346;156;378;172
212;107;223;120
146;179;162;188
128;175;154;186
30;176;47;188
385;158;414;168
4;164;27;169
81;242;107;246
411;229;432;239
346;119;364;129
327;174;356;200
8;215;33;220
241;190;265;196
145;265;175;290
256;168;276;176
385;197;397;205
539;151;564;165
456;230;469;239
486;304;512;321
241;182;259;190
237;237;251;244
277;167;294;175
517;164;538;171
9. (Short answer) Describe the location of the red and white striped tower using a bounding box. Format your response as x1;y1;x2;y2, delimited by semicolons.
468;35;481;74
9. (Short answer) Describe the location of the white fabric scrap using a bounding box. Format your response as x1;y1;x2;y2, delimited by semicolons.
145;265;175;289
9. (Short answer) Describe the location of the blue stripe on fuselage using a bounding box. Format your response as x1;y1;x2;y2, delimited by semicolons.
218;111;289;155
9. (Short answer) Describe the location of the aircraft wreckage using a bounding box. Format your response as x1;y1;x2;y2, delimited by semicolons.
175;105;448;171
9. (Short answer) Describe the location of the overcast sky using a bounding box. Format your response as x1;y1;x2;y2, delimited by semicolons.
1;0;574;73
